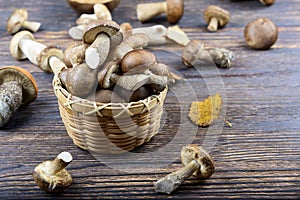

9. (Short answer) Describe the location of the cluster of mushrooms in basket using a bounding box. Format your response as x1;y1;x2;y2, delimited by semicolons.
3;0;278;195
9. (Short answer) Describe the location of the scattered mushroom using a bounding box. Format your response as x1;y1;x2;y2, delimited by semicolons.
7;8;41;34
66;0;120;13
68;25;86;40
244;18;278;50
76;3;112;25
33;152;73;192
119;22;133;39
136;0;184;24
0;66;38;127
182;40;234;68
64;41;87;68
83;20;123;70
203;5;230;32
10;31;64;73
154;145;215;194
166;25;190;46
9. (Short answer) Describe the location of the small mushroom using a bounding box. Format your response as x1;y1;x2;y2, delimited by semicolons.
7;8;41;34
182;40;234;68
68;25;86;40
203;5;230;32
33;152;73;192
66;63;98;97
154;145;215;194
83;20;123;70
64;41;87;68
10;31;64;73
137;0;184;24
66;0;120;13
76;3;112;25
0;66;38;127
259;0;275;5
244;18;278;50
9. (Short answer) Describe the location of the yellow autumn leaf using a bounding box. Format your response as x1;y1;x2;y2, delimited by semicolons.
188;93;232;127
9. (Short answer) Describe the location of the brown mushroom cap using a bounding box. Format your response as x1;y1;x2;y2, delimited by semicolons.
82;20;123;46
0;66;38;105
120;49;157;74
260;0;275;6
244;18;278;50
10;31;35;60
181;144;215;179
166;0;184;24
37;47;64;73
87;89;125;103
66;0;114;13
182;40;205;67
203;5;230;27
7;8;28;34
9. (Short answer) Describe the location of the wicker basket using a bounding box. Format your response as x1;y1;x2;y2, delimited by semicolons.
52;75;168;154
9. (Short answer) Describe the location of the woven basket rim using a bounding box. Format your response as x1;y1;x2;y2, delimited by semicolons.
52;75;168;115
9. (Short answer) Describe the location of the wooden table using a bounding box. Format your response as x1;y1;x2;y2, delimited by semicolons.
0;0;299;199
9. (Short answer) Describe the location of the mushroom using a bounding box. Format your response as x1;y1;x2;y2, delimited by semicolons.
182;40;234;68
76;3;112;25
259;0;275;5
66;0;120;13
244;18;278;50
65;63;98;97
10;31;64;73
110;33;150;61
150;63;182;84
203;5;230;32
33;152;73;192
87;89;125;103
136;0;184;24
0;66;38;127
98;50;168;91
64;41;87;68
83;20;123;70
7;8;41;34
154;145;215;194
114;85;154;102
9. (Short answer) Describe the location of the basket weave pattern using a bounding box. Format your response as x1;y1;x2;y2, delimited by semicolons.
53;76;167;154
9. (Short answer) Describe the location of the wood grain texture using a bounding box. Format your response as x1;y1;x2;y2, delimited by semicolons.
0;0;300;199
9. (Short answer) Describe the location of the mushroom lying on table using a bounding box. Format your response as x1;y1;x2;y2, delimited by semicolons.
203;5;230;32
154;144;215;194
136;0;184;24
33;152;73;192
7;8;41;34
0;66;38;127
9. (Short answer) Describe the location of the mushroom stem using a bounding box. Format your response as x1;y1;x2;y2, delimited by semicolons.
68;25;85;40
137;2;167;22
76;14;98;25
19;38;47;65
49;56;68;75
22;21;41;33
208;17;219;32
85;33;110;70
132;25;168;45
154;160;200;194
167;25;191;46
47;152;73;175
0;81;22;127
